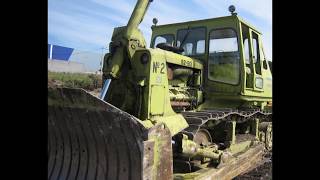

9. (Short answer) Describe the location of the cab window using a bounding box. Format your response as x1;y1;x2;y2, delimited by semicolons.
243;39;250;64
153;34;174;48
177;27;206;56
208;28;240;85
252;32;261;75
196;40;205;54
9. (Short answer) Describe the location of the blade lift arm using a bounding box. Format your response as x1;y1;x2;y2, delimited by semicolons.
103;0;154;79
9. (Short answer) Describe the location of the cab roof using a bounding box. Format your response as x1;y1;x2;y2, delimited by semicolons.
151;15;262;35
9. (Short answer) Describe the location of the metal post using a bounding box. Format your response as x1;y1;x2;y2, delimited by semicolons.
225;121;236;147
50;44;53;59
100;47;104;74
100;79;112;101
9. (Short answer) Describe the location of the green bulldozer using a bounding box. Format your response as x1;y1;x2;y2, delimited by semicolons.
48;0;272;179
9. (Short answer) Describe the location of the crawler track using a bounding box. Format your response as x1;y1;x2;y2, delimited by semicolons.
179;109;272;179
181;109;272;136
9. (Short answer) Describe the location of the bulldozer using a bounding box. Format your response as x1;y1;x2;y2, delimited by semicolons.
48;0;272;179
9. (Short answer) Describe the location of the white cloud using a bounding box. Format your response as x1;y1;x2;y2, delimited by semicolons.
231;0;272;26
49;0;272;59
261;31;272;60
192;0;228;17
190;0;272;59
191;0;272;25
91;0;132;15
72;5;129;25
48;10;112;50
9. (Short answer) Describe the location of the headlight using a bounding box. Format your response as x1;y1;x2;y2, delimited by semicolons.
140;53;149;64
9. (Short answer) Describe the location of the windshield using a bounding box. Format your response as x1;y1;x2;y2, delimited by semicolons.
177;27;206;56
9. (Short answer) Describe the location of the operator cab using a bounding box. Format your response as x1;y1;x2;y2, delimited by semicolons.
150;6;272;109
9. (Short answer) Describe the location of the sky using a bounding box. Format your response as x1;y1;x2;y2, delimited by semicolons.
48;0;272;64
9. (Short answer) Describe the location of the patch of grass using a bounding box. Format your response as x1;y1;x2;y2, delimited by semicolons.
48;72;102;90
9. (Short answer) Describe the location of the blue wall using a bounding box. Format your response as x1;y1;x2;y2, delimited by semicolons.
48;44;74;61
48;44;101;71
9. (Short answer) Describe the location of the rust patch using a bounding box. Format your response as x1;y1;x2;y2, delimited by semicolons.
148;123;173;180
143;140;155;180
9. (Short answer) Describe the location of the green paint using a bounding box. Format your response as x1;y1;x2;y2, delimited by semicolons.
98;1;272;179
101;0;272;140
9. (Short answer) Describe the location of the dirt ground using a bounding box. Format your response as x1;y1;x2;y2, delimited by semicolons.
234;151;272;180
48;78;101;97
48;78;63;88
88;88;101;97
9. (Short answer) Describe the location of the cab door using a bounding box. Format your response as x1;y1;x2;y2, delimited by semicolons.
250;30;264;91
241;23;263;93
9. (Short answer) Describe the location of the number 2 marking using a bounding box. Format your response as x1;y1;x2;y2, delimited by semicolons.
153;62;165;74
160;63;165;74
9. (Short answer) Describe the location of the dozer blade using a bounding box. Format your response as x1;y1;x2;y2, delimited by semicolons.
48;87;152;180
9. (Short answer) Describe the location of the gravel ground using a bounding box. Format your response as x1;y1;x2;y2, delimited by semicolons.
234;151;272;180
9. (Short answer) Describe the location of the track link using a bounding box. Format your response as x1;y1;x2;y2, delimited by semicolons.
181;109;272;136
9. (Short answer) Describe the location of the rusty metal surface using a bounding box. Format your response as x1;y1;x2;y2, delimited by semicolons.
48;87;148;180
171;101;191;107
206;143;265;180
142;140;155;180
173;143;265;180
193;129;212;146
148;123;173;180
